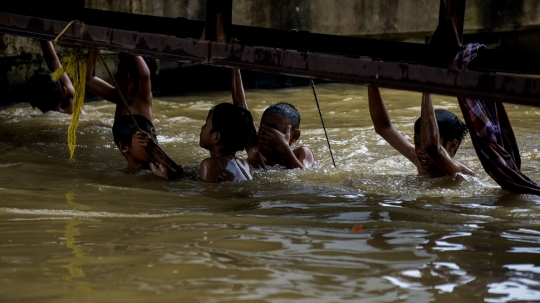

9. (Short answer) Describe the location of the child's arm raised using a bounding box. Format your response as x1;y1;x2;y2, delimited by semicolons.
368;86;419;169
40;41;74;95
231;68;258;152
420;93;473;176
85;49;121;104
40;40;75;113
136;130;184;179
132;55;152;103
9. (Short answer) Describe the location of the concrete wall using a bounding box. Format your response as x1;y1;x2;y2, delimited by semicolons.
85;0;205;20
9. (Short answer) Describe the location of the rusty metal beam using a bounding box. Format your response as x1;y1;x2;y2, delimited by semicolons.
1;12;540;107
1;5;539;75
205;0;232;42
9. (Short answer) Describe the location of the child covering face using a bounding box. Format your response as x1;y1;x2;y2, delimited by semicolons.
230;68;315;169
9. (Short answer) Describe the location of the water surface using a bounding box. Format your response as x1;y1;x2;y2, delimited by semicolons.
1;84;540;302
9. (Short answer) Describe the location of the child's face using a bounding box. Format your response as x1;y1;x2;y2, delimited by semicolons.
414;134;436;171
126;127;157;165
199;113;214;150
413;133;455;172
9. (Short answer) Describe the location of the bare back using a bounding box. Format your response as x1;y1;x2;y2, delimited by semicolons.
200;155;253;183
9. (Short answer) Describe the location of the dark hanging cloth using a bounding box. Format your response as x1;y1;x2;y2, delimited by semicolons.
451;43;540;195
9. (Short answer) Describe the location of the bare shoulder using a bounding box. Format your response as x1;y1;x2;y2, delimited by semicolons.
199;157;220;182
293;146;315;168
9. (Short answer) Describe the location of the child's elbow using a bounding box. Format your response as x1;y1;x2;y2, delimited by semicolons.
140;69;151;79
373;123;393;138
373;125;385;136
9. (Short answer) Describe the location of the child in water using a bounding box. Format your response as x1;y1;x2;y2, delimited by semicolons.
86;49;158;169
136;103;254;183
368;85;473;177
112;114;182;175
197;103;254;182
230;68;314;169
27;40;75;114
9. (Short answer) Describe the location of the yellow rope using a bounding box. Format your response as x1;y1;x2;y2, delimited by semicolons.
51;20;86;162
54;20;79;45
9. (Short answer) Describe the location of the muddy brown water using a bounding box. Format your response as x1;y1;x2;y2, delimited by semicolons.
1;83;540;302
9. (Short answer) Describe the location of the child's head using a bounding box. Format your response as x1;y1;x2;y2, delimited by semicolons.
262;102;301;130
27;69;63;113
258;102;302;149
413;109;468;156
112;114;156;166
199;103;253;154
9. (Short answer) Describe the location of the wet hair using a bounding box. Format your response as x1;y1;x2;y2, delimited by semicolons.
209;103;254;153
118;53;159;95
263;102;300;129
27;69;62;112
414;109;468;147
112;114;155;147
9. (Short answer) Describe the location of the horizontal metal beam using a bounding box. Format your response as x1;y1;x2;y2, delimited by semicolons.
1;12;540;107
1;6;540;75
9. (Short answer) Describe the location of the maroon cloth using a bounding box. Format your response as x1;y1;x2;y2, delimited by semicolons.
452;43;540;195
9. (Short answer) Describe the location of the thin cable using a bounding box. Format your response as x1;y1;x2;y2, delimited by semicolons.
310;79;336;168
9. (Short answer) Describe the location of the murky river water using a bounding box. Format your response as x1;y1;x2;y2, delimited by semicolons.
1;83;540;302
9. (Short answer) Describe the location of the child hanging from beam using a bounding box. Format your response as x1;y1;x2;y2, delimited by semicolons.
231;68;315;169
368;85;474;178
85;49;158;170
27;40;77;114
85;50;155;122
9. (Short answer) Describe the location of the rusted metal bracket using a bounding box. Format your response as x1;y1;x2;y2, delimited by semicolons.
427;0;466;67
204;0;232;43
1;12;540;107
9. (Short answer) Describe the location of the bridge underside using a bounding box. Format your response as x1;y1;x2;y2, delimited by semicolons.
1;1;540;106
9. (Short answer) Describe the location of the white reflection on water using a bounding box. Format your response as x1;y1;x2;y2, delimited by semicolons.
486;279;540;302
385;261;476;294
503;264;540;274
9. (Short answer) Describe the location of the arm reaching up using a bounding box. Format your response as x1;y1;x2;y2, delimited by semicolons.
420;93;473;176
39;40;75;113
85;49;121;104
231;68;258;152
368;86;419;169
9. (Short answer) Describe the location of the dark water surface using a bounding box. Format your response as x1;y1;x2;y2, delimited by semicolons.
1;84;540;302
